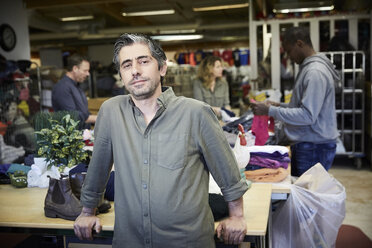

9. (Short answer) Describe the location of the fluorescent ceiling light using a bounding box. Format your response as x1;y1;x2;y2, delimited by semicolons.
79;33;118;40
273;5;334;13
151;34;203;41
158;29;196;34
193;3;249;12
60;15;94;22
122;9;175;16
221;36;248;41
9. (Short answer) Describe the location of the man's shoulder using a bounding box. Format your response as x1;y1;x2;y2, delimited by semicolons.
171;96;212;114
101;95;129;108
53;76;72;91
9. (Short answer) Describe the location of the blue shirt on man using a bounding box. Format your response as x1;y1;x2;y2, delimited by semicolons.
52;75;91;129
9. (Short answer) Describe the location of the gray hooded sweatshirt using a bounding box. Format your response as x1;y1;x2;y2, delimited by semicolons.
269;53;340;144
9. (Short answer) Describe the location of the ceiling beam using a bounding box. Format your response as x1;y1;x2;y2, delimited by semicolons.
24;0;123;9
97;3;152;26
30;21;249;41
28;10;63;32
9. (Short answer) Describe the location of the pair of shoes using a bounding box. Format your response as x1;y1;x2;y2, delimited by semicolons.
44;175;82;221
69;172;111;214
9;170;27;188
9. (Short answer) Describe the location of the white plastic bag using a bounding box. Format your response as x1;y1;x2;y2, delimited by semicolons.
272;163;346;248
27;157;73;188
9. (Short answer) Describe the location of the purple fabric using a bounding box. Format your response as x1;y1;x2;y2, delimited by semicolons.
250;152;290;163
0;164;11;174
248;156;289;169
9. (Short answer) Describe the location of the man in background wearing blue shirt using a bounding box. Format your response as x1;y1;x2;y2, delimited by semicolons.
52;54;97;129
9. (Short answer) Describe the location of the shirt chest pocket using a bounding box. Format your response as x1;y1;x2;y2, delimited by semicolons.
156;133;187;170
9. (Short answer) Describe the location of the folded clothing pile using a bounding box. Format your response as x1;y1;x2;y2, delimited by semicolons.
244;145;290;182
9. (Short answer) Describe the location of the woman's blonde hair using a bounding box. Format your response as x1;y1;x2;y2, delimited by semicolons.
197;56;222;89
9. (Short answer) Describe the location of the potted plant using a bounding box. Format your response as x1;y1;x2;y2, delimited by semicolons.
35;114;88;173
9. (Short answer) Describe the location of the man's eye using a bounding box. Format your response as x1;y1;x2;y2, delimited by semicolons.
140;60;150;64
123;64;131;69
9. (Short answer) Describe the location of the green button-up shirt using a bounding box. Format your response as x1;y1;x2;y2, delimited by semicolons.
193;78;230;108
81;87;248;248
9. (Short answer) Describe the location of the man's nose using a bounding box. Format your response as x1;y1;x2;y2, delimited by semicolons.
131;63;140;76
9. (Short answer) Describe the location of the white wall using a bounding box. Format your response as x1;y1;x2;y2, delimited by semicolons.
0;0;30;60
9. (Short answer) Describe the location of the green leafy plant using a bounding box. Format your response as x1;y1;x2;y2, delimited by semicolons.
35;114;88;172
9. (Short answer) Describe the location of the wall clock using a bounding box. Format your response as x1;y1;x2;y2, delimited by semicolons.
0;24;17;52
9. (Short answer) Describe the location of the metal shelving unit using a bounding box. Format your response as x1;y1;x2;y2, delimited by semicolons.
323;51;365;168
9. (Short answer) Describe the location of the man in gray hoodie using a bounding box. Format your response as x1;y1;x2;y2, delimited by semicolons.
251;27;339;176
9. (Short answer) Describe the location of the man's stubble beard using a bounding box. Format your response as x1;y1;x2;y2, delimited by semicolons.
125;77;160;101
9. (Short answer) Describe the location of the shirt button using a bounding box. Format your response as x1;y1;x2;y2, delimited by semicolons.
143;183;147;189
144;134;148;139
144;159;148;164
144;213;148;217
145;239;150;244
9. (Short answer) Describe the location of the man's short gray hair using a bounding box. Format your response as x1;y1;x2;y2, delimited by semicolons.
113;33;167;72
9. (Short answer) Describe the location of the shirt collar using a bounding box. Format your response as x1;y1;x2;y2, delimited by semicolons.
64;75;79;87
128;86;176;109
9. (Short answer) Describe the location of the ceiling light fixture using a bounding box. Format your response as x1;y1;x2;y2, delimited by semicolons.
158;29;196;34
60;15;94;22
193;3;249;12
273;5;334;13
151;34;203;41
122;9;175;17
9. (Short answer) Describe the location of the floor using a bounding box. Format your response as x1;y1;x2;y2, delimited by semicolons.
328;156;372;239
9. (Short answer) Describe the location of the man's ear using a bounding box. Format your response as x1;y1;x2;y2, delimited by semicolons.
160;63;167;77
72;65;79;72
296;40;305;48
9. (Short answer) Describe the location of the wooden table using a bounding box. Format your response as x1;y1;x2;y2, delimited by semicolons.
0;183;272;247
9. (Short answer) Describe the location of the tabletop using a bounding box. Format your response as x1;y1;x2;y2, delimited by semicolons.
0;183;271;236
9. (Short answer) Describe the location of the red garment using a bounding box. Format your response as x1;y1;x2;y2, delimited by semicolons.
213;50;221;57
189;52;196;66
251;115;269;145
222;50;233;66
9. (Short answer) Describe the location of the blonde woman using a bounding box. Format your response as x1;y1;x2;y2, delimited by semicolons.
193;56;231;117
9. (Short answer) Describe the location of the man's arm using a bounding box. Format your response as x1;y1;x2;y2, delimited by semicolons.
74;207;101;240
85;114;97;124
216;197;246;245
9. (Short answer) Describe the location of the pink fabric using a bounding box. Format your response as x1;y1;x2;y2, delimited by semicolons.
19;88;30;101
252;115;269;145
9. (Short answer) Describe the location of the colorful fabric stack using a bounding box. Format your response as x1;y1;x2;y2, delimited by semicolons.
244;145;290;183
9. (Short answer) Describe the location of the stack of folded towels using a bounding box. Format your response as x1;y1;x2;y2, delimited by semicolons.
244;145;290;183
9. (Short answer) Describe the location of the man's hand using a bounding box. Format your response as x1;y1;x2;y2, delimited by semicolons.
74;207;102;240
250;101;270;116
216;197;247;245
86;115;97;124
216;216;247;245
266;100;280;107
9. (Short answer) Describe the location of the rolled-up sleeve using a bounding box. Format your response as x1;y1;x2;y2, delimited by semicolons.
197;104;248;202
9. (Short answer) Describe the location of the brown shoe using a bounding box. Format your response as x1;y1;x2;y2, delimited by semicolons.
44;176;82;221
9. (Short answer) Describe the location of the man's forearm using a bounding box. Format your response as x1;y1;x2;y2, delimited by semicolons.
227;197;244;217
85;115;97;124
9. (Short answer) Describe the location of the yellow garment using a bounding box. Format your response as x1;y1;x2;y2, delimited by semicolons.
18;100;29;117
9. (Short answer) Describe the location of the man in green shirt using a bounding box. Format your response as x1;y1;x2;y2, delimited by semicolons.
73;33;249;248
